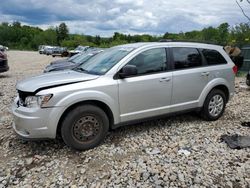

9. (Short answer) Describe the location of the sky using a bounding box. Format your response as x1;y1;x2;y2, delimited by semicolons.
0;0;250;36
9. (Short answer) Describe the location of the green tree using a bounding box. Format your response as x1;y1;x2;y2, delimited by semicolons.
94;35;101;45
217;23;229;45
201;26;219;43
230;23;250;46
56;22;69;44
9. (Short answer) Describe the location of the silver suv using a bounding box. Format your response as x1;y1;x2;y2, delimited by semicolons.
12;42;236;150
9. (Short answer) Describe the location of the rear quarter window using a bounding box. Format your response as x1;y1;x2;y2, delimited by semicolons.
202;49;227;65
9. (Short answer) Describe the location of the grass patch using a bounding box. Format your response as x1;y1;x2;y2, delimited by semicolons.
236;71;247;77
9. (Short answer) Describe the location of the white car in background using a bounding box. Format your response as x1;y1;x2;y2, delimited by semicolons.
69;46;89;56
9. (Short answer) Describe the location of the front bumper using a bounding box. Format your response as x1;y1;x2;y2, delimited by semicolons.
11;98;62;139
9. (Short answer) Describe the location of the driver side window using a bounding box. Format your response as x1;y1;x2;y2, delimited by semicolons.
127;48;167;75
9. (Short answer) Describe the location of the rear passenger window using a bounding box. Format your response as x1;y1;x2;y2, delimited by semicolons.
202;49;227;65
172;48;202;70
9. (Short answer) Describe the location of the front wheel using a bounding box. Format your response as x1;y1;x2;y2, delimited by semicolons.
61;105;109;150
200;89;226;121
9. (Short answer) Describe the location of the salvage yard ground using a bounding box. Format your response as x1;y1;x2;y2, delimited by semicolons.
0;51;250;187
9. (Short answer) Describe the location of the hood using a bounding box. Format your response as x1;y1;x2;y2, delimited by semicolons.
50;58;69;65
46;61;75;70
44;61;76;72
17;70;99;93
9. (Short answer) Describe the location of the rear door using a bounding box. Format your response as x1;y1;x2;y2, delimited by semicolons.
170;47;209;112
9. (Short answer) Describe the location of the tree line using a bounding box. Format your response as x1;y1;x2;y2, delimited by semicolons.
0;21;249;50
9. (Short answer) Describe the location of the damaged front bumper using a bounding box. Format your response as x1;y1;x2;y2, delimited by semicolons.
11;97;61;139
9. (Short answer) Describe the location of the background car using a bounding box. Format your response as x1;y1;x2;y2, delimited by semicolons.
50;52;82;65
39;45;51;54
44;49;103;72
0;45;8;52
45;46;58;55
241;45;250;71
0;50;9;73
69;45;89;57
52;47;68;57
38;45;45;54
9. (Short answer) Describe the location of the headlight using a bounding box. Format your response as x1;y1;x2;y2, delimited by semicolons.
25;94;53;108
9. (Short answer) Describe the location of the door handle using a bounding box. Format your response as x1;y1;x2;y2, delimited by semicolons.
201;72;210;76
159;77;171;82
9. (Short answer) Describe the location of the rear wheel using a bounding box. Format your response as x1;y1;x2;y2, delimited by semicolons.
200;89;226;121
61;105;109;150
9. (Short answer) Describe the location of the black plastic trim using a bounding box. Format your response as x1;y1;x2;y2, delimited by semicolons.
112;107;201;129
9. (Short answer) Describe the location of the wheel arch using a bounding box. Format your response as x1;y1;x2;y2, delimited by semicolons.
212;85;229;102
199;79;231;107
56;100;114;137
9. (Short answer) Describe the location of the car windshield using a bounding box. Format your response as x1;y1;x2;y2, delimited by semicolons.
68;53;82;61
71;53;96;64
75;47;134;75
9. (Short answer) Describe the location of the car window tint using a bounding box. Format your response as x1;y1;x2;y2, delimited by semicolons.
202;49;227;65
173;47;202;69
127;48;167;75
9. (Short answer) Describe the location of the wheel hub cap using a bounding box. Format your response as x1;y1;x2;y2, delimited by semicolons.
208;95;224;117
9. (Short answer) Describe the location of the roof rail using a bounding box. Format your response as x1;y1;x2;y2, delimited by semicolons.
159;39;220;45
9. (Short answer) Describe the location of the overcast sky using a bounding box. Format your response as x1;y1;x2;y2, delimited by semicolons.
0;0;250;36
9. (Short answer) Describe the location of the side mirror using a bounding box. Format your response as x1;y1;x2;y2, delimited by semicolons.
119;65;138;78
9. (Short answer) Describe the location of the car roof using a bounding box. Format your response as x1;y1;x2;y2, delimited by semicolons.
115;42;223;50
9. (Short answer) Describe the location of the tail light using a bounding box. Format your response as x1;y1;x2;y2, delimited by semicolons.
232;65;238;74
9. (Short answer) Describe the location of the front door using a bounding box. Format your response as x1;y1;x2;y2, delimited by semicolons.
118;48;173;122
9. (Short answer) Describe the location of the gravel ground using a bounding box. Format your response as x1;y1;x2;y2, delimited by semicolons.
0;51;250;188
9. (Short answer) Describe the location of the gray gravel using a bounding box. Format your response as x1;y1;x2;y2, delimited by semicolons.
0;51;250;187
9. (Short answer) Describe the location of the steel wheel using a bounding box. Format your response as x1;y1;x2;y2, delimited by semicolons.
208;94;224;117
72;115;101;143
61;105;109;150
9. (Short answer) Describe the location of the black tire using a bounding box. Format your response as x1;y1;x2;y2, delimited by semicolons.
200;89;226;121
61;105;109;150
246;73;250;86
